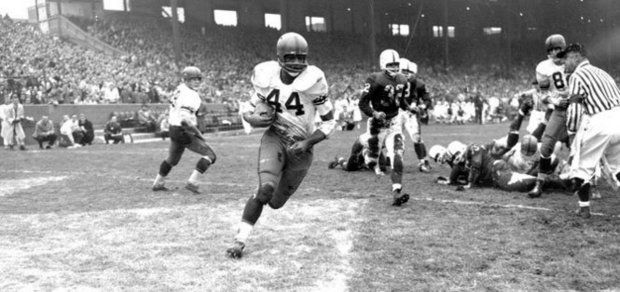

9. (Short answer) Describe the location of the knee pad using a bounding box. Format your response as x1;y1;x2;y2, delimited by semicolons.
196;157;212;174
255;184;275;205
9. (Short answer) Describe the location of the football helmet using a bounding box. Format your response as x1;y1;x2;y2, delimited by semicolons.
410;61;418;75
277;32;308;77
379;49;400;76
545;34;566;52
399;58;412;73
182;66;202;81
447;141;467;158
520;134;539;157
429;145;448;164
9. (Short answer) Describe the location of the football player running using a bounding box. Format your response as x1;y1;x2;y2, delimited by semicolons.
152;66;217;194
399;58;432;172
226;32;336;259
359;49;411;206
526;34;572;198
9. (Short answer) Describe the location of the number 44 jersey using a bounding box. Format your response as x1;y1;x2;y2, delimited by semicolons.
250;61;333;141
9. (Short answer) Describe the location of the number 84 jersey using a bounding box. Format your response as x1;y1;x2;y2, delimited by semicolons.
536;58;567;94
250;61;333;141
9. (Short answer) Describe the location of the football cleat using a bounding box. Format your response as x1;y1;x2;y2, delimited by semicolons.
418;160;431;173
226;240;246;259
527;180;543;198
328;156;342;169
152;183;169;192
576;206;591;219
391;189;410;206
185;182;201;194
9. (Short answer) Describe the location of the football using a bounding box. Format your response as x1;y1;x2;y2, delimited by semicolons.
244;101;276;127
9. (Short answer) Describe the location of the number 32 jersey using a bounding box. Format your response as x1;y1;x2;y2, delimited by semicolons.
250;61;333;141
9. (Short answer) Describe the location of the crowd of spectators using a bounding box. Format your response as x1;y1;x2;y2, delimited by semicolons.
3;12;612;127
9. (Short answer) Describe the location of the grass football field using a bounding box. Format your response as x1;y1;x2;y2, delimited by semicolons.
0;122;619;291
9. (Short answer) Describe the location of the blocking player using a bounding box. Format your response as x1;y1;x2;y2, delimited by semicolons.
399;58;432;172
527;34;572;198
359;49;411;206
152;66;217;194
226;32;336;258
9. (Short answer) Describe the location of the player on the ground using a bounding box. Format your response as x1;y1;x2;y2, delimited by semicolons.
399;58;432;172
359;49;411;206
226;32;336;258
152;66;217;194
328;132;389;172
430;140;468;185
435;136;569;192
526;34;572;198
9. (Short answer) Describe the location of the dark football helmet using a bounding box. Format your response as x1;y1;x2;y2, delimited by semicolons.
277;32;308;76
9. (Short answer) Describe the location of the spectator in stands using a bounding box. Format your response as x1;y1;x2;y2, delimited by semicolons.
103;82;120;103
59;115;79;148
78;113;95;145
137;104;157;132
32;115;57;149
104;115;125;144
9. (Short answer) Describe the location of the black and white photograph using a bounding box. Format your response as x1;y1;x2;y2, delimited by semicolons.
1;0;620;290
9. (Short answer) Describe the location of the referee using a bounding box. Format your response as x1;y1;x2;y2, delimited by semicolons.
560;43;620;218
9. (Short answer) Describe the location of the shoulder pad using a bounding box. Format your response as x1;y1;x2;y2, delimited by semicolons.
251;61;280;89
293;65;325;92
394;73;408;84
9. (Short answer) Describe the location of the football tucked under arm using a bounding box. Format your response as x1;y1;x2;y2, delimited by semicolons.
243;100;276;128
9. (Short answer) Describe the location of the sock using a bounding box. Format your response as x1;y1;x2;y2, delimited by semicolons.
510;114;524;131
578;201;590;207
154;174;165;185
159;160;172;176
507;132;519;149
235;221;254;243
188;170;201;184
242;196;264;225
539;156;552;174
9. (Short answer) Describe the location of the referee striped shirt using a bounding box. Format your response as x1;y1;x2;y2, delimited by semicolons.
566;60;620;134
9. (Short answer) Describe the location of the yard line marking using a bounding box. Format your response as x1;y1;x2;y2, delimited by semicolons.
0;176;69;196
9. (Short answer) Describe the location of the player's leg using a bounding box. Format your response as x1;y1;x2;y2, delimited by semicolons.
528;110;566;198
183;136;217;194
153;126;187;191
366;118;383;166
329;135;365;171
410;115;431;172
228;130;285;258
571;119;610;218
268;149;313;209
385;131;409;206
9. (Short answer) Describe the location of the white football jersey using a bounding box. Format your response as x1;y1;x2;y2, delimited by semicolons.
250;61;332;140
168;83;201;127
536;59;567;93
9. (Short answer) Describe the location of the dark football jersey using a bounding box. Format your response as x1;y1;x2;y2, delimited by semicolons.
406;77;432;110
465;141;497;186
359;72;410;120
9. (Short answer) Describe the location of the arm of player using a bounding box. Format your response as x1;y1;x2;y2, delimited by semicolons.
359;78;381;118
289;96;335;154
